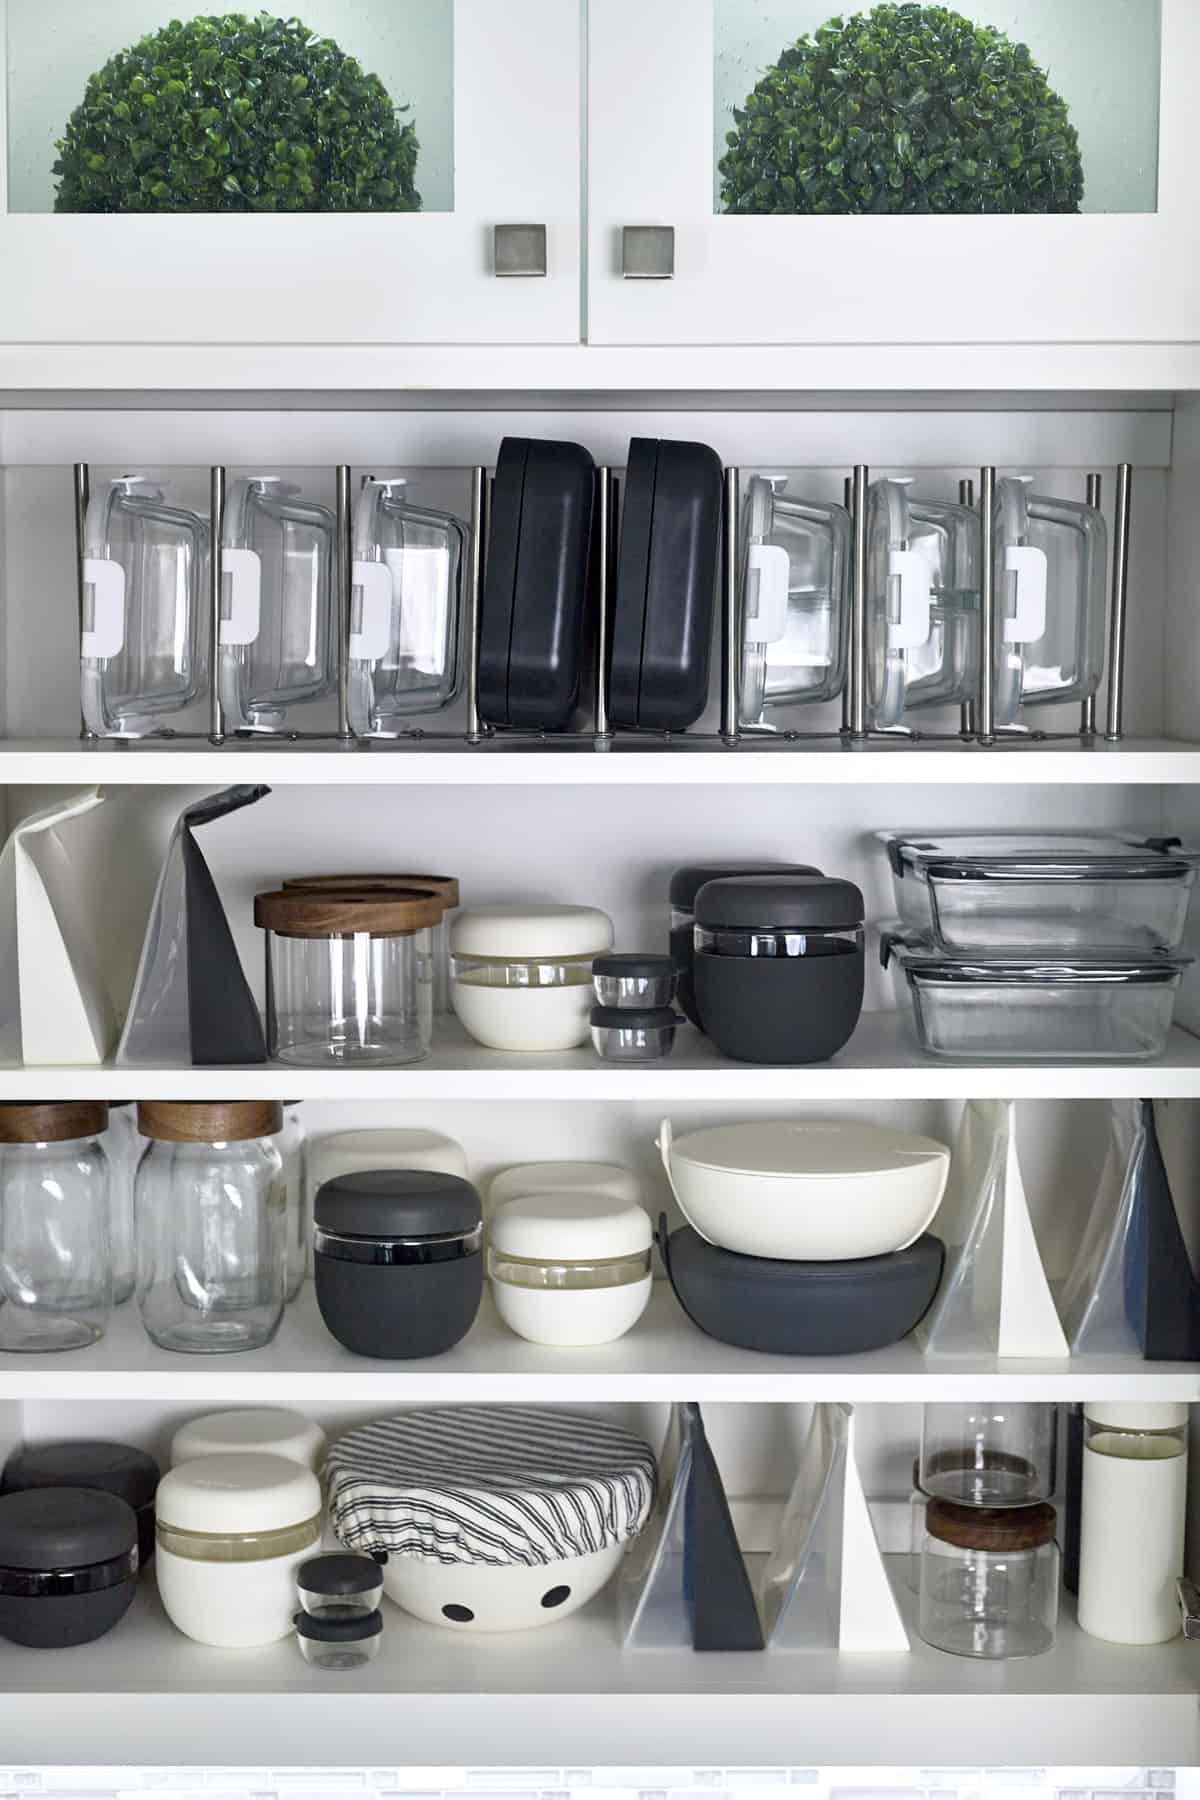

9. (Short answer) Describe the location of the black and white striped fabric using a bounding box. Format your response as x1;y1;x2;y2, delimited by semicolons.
325;1407;658;1568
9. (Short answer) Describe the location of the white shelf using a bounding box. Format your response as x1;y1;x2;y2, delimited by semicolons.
0;1567;1193;1765
6;1285;1197;1405
11;1014;1200;1100
1;737;1199;786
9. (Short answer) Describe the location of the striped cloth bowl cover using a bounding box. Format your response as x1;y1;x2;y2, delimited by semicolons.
325;1406;658;1567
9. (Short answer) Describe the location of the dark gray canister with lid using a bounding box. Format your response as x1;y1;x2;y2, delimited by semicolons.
669;861;821;1026
0;1487;140;1649
313;1169;483;1360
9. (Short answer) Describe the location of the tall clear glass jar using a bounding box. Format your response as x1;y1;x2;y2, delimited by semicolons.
135;1102;285;1355
919;1403;1058;1507
919;1498;1059;1660
103;1101;146;1305
0;1103;112;1353
276;1103;308;1302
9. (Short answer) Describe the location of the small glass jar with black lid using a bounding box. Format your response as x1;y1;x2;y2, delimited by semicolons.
297;1552;385;1619
0;1102;112;1353
294;1606;384;1669
0;1487;139;1648
590;1005;679;1062
692;875;865;1064
2;1439;159;1569
668;862;820;1027
313;1168;483;1360
919;1498;1060;1660
593;953;677;1011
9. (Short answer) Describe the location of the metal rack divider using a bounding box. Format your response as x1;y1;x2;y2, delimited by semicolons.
73;464;94;741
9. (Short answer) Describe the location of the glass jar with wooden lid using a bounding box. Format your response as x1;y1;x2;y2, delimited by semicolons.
283;872;459;1014
0;1103;111;1353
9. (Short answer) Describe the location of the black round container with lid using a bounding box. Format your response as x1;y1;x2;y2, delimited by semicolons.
693;874;865;1064
2;1440;159;1568
668;862;821;1026
0;1487;139;1648
314;1169;483;1360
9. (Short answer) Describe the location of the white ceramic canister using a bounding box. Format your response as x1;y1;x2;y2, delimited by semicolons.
169;1409;327;1472
487;1161;641;1215
1078;1402;1188;1645
488;1192;654;1346
155;1454;323;1647
450;906;614;1052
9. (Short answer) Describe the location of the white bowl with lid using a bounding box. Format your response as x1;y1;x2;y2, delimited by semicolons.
488;1160;641;1215
658;1117;951;1261
451;906;614;1052
170;1409;326;1472
488;1192;654;1345
155;1453;323;1647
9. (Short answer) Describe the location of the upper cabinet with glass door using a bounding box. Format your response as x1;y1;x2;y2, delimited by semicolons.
588;0;1198;348
0;0;581;344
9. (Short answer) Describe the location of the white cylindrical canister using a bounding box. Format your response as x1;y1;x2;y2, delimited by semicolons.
1078;1402;1188;1645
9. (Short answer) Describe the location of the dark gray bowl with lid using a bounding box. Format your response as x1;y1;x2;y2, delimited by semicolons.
0;1487;140;1648
314;1169;483;1360
693;874;865;1064
3;1440;159;1569
669;861;822;1026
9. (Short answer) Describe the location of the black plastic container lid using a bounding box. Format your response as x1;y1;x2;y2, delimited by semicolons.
694;874;864;930
299;1553;383;1597
294;1608;384;1643
0;1488;137;1570
591;1006;678;1029
593;953;675;980
315;1169;482;1239
3;1441;159;1513
669;862;821;910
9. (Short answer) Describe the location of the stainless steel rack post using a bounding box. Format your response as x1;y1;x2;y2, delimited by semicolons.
208;466;226;746
721;466;741;745
977;466;997;745
1080;473;1103;739
958;477;977;740
845;464;869;740
335;465;354;742
73;464;95;741
1105;463;1133;743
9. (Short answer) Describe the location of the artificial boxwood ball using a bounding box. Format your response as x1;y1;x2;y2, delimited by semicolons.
719;2;1083;217
54;11;421;213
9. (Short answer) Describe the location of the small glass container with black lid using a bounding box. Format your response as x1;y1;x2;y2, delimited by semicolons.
0;1487;139;1648
693;875;865;1064
593;953;677;1011
314;1169;483;1360
2;1439;159;1569
297;1552;385;1619
295;1606;384;1670
590;1006;678;1063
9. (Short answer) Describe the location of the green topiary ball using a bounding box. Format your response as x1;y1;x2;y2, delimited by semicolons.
54;11;420;213
719;2;1083;215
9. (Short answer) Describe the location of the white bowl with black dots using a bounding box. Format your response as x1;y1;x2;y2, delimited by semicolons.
383;1542;626;1633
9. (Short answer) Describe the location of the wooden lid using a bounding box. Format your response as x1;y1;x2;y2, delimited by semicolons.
285;873;460;908
254;888;444;938
925;1499;1057;1553
0;1102;109;1144
137;1101;283;1144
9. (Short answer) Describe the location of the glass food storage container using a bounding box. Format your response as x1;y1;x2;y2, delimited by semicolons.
489;1192;654;1346
155;1453;322;1648
450;906;614;1052
592;953;677;1010
297;1553;385;1619
80;476;209;739
255;889;439;1067
867;480;979;729
738;476;849;728
285;872;460;1016
102;1102;144;1305
349;478;468;735
294;1606;384;1670
993;478;1107;727
170;1408;326;1473
219;476;335;735
0;1102;111;1353
920;1404;1058;1508
0;1488;139;1650
669;861;821;1028
590;1006;679;1063
881;932;1191;1062
2;1439;159;1570
879;831;1199;955
919;1498;1059;1660
135;1100;286;1355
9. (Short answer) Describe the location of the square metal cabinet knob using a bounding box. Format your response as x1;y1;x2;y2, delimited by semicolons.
622;225;675;279
493;223;548;278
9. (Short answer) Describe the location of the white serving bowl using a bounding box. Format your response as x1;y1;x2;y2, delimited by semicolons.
658;1117;950;1261
382;1541;624;1632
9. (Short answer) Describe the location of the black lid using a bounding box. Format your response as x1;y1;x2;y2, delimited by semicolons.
666;1226;944;1285
315;1169;482;1238
299;1553;384;1598
294;1608;384;1643
694;874;864;930
669;862;821;909
3;1441;159;1513
591;1006;678;1029
0;1487;137;1570
593;953;676;980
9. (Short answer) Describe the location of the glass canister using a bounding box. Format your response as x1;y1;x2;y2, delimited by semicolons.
255;889;439;1067
349;478;469;735
450;906;614;1052
284;872;460;1016
919;1404;1058;1507
80;476;209;739
738;475;849;728
1078;1402;1188;1645
0;1102;112;1353
218;476;336;735
867;479;979;729
993;477;1107;728
276;1103;308;1301
102;1101;144;1305
135;1101;285;1355
919;1498;1059;1659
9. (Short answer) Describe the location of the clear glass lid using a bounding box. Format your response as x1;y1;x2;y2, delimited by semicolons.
867;479;979;728
993;477;1108;726
219;476;336;732
881;929;1192;984
881;831;1197;882
738;475;848;725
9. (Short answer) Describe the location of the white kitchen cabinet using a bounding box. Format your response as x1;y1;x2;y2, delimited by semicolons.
0;0;582;347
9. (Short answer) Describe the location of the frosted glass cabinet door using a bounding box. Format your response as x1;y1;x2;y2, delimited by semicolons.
588;0;1198;348
0;0;581;345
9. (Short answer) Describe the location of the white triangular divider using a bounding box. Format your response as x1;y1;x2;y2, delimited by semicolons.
761;1403;909;1653
919;1099;1067;1360
0;790;116;1066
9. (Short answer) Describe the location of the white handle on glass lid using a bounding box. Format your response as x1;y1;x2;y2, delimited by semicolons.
656;1119;716;1246
219;549;262;646
1003;545;1048;645
745;544;790;645
80;559;126;658
885;549;932;650
350;561;393;662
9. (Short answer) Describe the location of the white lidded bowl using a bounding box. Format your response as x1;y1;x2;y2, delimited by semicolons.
450;906;613;1052
488;1192;653;1346
658;1117;950;1261
170;1408;326;1472
488;1161;641;1213
383;1541;623;1632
